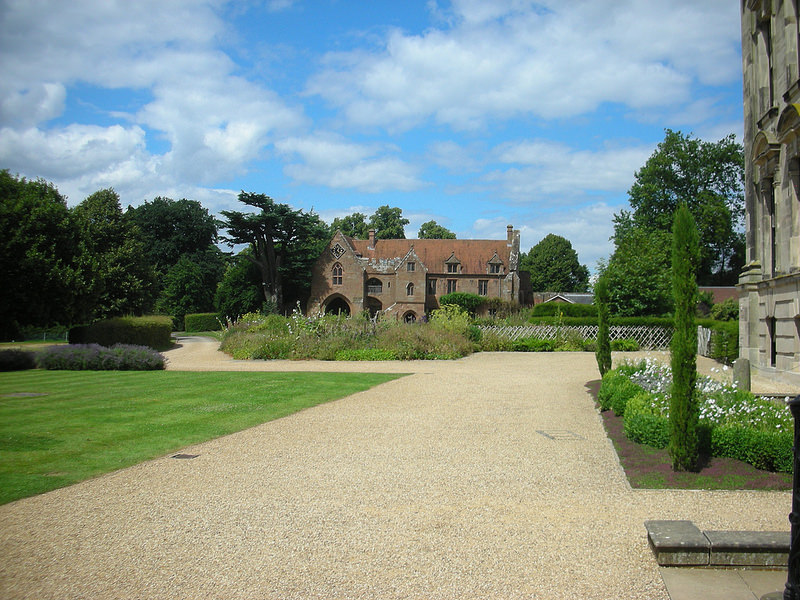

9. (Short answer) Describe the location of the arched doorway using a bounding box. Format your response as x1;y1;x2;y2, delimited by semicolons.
365;297;382;317
324;296;351;316
403;311;417;323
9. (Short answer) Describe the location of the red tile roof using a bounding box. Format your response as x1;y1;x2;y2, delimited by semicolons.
347;237;513;274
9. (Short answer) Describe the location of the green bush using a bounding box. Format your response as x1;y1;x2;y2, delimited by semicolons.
623;391;670;448
707;320;738;365
37;344;165;370
710;297;738;321
184;313;222;332
439;292;484;315
610;338;640;351
598;372;643;416
335;348;399;361
69;316;173;351
0;349;37;371
710;426;793;472
511;337;555;352
532;302;597;317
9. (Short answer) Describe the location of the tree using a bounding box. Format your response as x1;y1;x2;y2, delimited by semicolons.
669;204;700;472
418;220;456;239
215;248;268;318
71;189;157;320
594;274;612;376
600;228;672;316
126;196;218;275
156;247;227;326
616;129;744;284
220;192;330;312
520;234;589;292
368;205;409;239
0;171;80;337
330;212;369;239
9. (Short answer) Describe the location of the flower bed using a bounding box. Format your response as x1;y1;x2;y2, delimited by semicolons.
598;358;793;472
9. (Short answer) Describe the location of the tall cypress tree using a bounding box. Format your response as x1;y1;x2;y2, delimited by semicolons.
669;204;700;471
594;274;612;376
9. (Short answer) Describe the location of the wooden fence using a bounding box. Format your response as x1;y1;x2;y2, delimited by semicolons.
479;325;720;354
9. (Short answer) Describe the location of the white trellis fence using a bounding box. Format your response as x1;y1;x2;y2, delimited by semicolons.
479;325;674;350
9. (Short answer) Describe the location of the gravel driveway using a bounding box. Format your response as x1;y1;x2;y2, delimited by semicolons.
0;340;790;599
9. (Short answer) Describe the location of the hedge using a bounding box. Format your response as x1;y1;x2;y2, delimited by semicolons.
184;313;222;332
601;368;793;472
0;349;37;371
69;316;173;350
37;344;165;370
532;302;597;317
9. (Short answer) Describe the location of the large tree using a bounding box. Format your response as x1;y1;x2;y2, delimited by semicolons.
614;129;744;284
155;247;227;325
330;212;369;239
600;228;673;316
368;205;409;239
71;189;157;320
520;234;589;292
126;196;218;275
418;220;456;239
214;248;266;318
0;171;80;337
220;192;330;312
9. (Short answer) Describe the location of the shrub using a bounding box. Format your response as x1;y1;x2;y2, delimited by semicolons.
598;371;643;416
335;348;399;361
623;391;670;448
37;344;165;370
710;297;738;321
610;338;640;351
69;316;173;350
707;320;738;365
0;349;37;371
439;292;484;316
184;313;222;332
532;302;597;317
511;337;555;352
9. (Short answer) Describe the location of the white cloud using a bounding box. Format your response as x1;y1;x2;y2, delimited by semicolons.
309;0;740;131
276;133;425;192
487;140;653;202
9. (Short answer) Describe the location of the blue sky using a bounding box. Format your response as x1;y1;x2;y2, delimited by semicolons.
0;0;744;271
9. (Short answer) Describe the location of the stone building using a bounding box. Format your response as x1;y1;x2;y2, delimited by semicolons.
739;0;800;385
307;226;528;321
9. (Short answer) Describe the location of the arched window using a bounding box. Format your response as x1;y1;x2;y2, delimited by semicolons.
332;263;343;285
406;282;414;296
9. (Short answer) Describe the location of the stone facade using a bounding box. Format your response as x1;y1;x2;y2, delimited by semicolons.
307;226;528;321
739;0;800;386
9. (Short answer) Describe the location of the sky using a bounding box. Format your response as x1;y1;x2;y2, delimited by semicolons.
0;0;744;271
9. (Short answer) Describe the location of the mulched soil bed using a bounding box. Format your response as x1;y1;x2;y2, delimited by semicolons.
587;380;792;491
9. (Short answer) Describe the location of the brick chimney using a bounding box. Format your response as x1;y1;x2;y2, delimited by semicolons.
507;224;514;243
368;229;376;249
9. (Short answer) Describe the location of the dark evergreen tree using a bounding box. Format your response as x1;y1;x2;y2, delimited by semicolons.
669;204;700;472
594;274;612;376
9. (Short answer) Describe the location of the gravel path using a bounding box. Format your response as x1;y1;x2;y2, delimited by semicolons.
0;340;790;599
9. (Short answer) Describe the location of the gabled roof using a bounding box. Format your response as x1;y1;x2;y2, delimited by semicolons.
347;237;512;274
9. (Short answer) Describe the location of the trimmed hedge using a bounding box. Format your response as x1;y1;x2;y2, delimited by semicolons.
184;313;222;332
69;316;173;350
37;344;165;370
532;302;597;317
439;292;484;315
511;337;555;352
0;349;37;371
601;366;793;472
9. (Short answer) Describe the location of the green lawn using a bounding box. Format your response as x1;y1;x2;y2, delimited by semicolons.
0;370;404;505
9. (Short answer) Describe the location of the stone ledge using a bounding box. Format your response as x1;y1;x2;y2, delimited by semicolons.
645;520;789;567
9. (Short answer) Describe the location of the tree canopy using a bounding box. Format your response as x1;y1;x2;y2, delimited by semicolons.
418;220;456;239
0;171;80;337
520;234;589;292
330;212;369;239
368;205;409;239
220;192;329;312
614;129;744;285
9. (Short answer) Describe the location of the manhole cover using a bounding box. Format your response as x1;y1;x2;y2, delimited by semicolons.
171;453;199;459
537;430;585;441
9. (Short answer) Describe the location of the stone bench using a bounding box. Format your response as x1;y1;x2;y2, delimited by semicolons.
645;520;789;567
